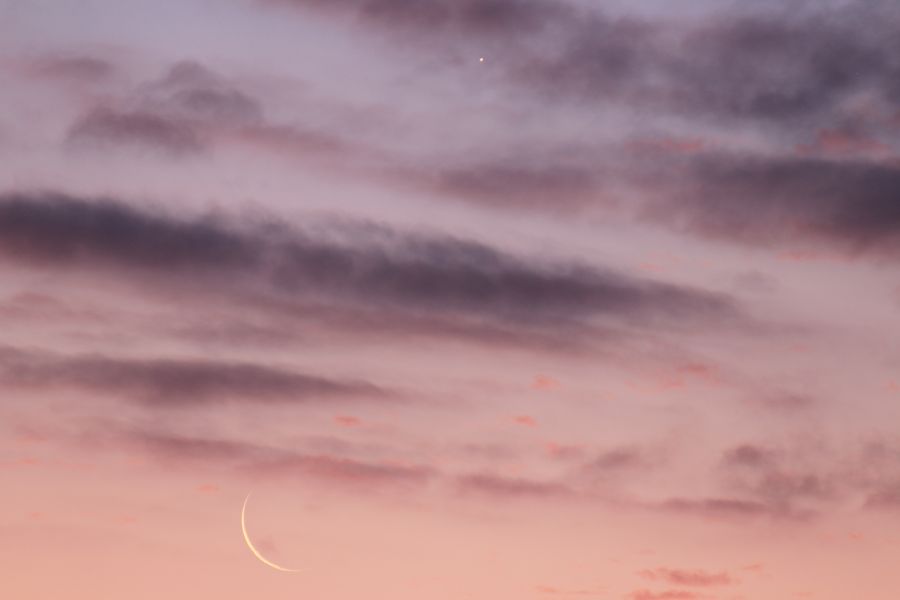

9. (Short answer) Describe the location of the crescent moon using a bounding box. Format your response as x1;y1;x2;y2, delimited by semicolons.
241;494;302;573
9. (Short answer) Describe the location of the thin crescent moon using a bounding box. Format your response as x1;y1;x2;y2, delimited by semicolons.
241;494;302;573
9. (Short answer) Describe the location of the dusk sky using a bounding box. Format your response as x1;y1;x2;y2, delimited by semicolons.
2;1;900;599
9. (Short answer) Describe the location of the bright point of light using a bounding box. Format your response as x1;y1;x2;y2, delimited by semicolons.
479;57;485;63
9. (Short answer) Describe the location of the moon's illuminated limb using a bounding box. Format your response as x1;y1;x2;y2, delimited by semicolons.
241;494;301;573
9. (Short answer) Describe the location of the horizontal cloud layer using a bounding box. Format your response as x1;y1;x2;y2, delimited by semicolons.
269;0;900;126
0;192;738;331
0;346;387;407
642;154;900;256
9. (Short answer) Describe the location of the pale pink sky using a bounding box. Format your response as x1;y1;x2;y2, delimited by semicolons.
2;1;900;599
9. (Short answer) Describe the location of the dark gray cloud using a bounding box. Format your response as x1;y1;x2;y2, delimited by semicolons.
642;154;900;256
646;443;838;521
512;12;657;105
0;192;739;330
67;108;204;155
266;0;571;34
268;0;900;127
138;61;264;127
64;61;338;159
0;193;255;268
429;161;603;210
260;0;900;247
447;146;900;257
30;55;116;83
713;443;837;520
0;346;386;407
168;297;598;354
532;5;900;124
660;9;896;121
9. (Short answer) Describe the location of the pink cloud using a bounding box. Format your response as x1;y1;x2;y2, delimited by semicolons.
536;585;605;596
531;374;560;390
741;563;764;573
334;415;363;427
545;442;585;461
514;415;538;427
796;128;893;160
629;590;700;600
0;457;42;470
639;568;734;587
252;454;435;488
457;473;572;499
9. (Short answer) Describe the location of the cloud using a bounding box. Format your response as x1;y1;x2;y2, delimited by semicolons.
643;7;900;122
513;415;537;427
456;473;573;498
544;442;584;461
717;444;835;514
28;55;116;83
643;154;900;256
0;292;101;323
125;430;434;488
575;445;665;490
659;497;784;520
858;442;900;510
265;0;571;35
531;374;560;390
248;454;434;486
582;447;656;480
238;2;900;247
721;445;775;469
0;193;256;269
536;585;605;597
654;440;900;519
638;568;734;587
171;297;596;354
267;0;900;128
749;393;818;412
628;591;700;600
797;128;894;161
63;61;345;160
428;161;604;209
132;430;262;460
0;193;739;332
0;346;387;407
66;108;205;155
334;415;362;427
232;122;346;157
866;484;900;509
139;61;264;127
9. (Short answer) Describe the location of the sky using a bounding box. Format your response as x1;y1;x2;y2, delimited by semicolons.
2;1;900;599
